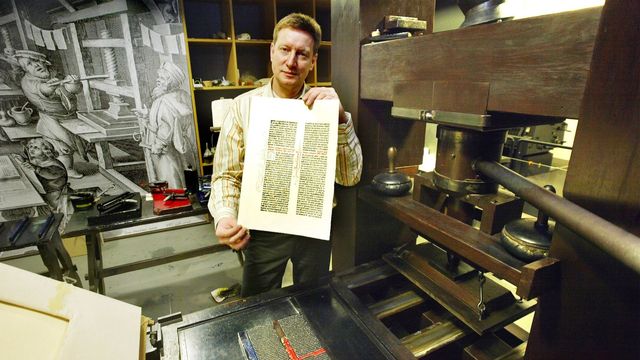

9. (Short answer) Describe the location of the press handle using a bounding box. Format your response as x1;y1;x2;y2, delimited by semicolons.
535;185;556;231
387;147;397;173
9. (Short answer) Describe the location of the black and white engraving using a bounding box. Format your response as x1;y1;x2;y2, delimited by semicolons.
0;0;198;226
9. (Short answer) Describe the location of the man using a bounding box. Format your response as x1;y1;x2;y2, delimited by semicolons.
209;13;363;297
134;62;197;188
14;50;86;179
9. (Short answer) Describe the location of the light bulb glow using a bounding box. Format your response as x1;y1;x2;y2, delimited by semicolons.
509;0;605;19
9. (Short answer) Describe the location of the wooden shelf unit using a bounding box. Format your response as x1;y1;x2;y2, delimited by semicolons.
180;0;332;174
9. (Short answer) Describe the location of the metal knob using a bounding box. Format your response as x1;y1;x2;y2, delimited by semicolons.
387;146;397;173
372;147;412;196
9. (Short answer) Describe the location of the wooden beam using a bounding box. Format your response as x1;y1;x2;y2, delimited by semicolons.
0;13;15;26
515;257;560;300
69;23;93;111
90;81;135;98
361;7;602;119
57;0;77;12
358;187;525;284
51;0;127;24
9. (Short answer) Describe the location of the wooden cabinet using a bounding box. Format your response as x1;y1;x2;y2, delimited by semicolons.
180;0;332;173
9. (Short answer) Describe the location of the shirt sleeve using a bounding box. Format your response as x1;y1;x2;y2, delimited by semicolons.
335;111;363;186
208;99;244;227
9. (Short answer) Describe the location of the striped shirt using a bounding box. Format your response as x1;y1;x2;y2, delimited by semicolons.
208;79;363;227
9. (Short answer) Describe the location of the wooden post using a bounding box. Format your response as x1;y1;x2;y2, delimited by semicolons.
331;0;435;271
526;0;640;358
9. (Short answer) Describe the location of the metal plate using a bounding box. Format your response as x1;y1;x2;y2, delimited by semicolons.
160;285;404;360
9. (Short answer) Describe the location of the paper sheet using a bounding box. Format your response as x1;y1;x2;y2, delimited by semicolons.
150;30;163;53
24;20;33;40
53;28;67;50
0;155;20;180
0;263;141;360
178;33;186;54
32;25;44;47
0;301;68;360
237;97;338;240
42;30;56;50
165;34;179;54
0;156;46;209
140;23;150;47
211;98;233;129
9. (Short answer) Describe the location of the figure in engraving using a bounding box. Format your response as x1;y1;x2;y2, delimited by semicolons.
134;62;197;188
9;49;86;178
156;0;180;23
14;138;69;213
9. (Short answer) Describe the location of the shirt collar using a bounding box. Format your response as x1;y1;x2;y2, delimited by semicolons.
267;77;309;99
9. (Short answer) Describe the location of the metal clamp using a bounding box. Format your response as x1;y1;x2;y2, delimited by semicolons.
391;106;493;130
477;271;487;320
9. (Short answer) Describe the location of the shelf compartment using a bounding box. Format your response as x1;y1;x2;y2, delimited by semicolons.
183;0;232;39
188;42;237;84
192;89;245;170
232;0;275;41
276;0;313;20
236;45;272;84
315;0;331;41
316;46;331;83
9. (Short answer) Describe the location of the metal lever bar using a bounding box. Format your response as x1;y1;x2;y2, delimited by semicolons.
46;74;109;86
474;160;640;274
477;271;486;320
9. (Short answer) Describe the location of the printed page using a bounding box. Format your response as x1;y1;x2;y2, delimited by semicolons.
237;97;338;240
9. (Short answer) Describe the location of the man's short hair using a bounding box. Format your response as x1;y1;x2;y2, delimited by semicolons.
273;13;322;54
27;138;58;159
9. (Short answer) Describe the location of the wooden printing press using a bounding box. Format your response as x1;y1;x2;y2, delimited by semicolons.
152;1;639;359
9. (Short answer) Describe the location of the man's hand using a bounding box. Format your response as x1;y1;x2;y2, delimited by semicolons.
151;142;166;154
132;104;149;120
302;87;347;124
216;217;250;250
63;75;82;93
41;77;60;96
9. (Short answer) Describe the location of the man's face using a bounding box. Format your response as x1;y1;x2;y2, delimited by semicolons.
27;140;45;160
23;59;50;79
270;27;317;97
156;68;170;88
